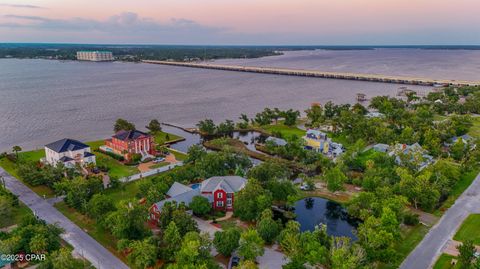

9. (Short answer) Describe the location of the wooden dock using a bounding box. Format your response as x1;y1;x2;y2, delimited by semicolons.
142;60;480;87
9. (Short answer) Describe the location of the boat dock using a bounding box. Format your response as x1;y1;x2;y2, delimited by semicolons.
142;60;480;87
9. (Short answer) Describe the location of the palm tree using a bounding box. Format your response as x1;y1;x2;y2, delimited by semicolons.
12;145;22;158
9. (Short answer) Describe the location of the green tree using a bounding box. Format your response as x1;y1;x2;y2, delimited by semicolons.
146;119;162;133
238;229;264;261
196;119;216;135
161;221;182;261
87;194;115;224
126;238;158;269
185;144;207;164
330;237;365;269
173;232;217;268
457;240;476;268
256;209;281;244
114;118;136;132
451;138;467;161
305;104;324;127
12;145;22;158
106;199;149;240
0;196;12;220
216;120;235;136
234;179;273;221
189;196;211;217
38;248;86;269
282;109;301;126
325;167;347;192
213;228;241;256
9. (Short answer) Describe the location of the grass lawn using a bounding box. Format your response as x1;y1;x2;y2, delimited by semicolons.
168;149;188;161
0;202;32;228
433;254;457;269
103;180;142;205
54;201;127;263
0;150;55;198
95;153;139;179
259;123;306;139
453;214;480;245
380;224;430;269
436;169;479;215
153;131;182;145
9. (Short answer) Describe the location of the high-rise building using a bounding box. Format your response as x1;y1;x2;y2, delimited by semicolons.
76;51;114;61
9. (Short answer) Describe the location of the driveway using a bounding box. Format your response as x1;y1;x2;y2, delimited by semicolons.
1;167;129;269
400;172;480;269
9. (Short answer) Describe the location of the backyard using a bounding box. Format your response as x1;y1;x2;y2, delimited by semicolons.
453;214;480;245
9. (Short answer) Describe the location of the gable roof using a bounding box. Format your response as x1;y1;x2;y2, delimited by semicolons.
166;182;193;197
113;130;150;141
45;138;89;153
154;188;200;211
200;176;247;193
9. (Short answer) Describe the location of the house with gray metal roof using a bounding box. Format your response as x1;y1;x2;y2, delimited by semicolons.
44;138;95;168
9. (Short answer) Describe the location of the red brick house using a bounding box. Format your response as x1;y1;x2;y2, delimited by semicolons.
104;129;155;161
149;176;247;225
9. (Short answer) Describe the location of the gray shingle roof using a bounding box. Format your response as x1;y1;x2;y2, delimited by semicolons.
45;138;89;153
166;182;193;197
59;156;74;162
154;188;200;210
200;176;247;193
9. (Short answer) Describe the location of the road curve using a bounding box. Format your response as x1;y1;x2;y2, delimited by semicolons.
0;167;129;269
400;172;480;269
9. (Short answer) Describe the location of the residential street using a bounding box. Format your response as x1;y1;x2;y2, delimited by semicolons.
400;172;480;269
1;167;129;269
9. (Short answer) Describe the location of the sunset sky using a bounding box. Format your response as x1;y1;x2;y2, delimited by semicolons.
1;0;479;44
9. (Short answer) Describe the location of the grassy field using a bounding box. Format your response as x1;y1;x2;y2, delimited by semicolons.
433;254;457;269
0;202;32;228
153;131;182;145
453;214;480;245
54;201;126;263
380;224;430;269
104;180;142;205
259;123;306;139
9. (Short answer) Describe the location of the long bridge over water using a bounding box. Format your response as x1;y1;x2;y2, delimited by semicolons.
142;60;480;87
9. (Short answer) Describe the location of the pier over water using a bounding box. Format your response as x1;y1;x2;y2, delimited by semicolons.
142;60;480;87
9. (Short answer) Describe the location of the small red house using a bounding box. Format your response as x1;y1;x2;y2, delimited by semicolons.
104;129;155;161
149;176;247;225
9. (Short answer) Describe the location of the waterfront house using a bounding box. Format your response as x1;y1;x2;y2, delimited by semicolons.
103;129;155;161
149;176;247;224
44;138;95;168
303;129;344;157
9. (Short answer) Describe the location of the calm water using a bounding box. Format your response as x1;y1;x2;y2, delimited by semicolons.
216;49;480;81
0;53;439;151
294;197;358;240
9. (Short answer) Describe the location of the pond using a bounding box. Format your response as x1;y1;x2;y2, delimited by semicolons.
278;197;359;240
162;124;265;165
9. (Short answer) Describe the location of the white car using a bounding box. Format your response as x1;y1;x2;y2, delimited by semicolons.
153;157;165;163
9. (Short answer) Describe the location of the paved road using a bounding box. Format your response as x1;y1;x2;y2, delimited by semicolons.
0;167;129;269
400;172;480;269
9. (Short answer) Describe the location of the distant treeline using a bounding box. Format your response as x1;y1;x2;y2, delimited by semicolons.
0;44;479;61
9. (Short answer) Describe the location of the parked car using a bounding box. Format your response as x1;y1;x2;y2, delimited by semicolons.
153;157;165;163
228;255;241;269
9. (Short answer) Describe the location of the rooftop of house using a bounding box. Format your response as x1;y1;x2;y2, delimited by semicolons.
154;187;200;211
200;176;247;193
112;129;151;141
305;129;327;140
167;182;194;197
45;138;89;153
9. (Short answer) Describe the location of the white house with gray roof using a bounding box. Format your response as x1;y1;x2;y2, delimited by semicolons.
44;138;95;168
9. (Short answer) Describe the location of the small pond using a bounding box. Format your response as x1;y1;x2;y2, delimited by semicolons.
277;197;359;240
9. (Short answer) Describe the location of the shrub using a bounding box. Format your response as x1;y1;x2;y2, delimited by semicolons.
189;196;211;217
403;212;420;226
